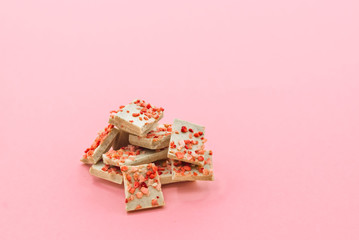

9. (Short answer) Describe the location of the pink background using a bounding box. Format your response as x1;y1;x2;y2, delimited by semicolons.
1;1;359;239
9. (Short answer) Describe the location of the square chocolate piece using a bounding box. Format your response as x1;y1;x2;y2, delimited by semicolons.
122;163;165;211
167;119;206;166
89;161;123;184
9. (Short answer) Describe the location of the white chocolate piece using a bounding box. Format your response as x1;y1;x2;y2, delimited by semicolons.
167;119;206;166
109;100;164;137
122;164;165;211
102;145;168;167
81;125;119;165
112;128;130;150
154;159;193;185
89;161;123;184
129;124;172;150
172;151;214;181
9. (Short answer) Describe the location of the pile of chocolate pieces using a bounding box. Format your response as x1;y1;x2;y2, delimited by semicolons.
81;99;214;211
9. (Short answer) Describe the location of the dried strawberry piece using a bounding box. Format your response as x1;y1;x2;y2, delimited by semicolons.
175;152;185;159
181;126;188;133
102;165;110;171
120;166;128;171
183;165;191;171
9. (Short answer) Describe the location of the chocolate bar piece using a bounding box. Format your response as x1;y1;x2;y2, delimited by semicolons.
81;124;118;164
122;163;165;211
89;161;123;184
167;119;206;166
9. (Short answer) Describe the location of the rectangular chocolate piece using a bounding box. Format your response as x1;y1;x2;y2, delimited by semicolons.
81;124;119;164
122;163;165;211
172;150;214;181
89;161;123;184
167;119;206;166
129;124;172;150
102;145;168;167
109;99;164;137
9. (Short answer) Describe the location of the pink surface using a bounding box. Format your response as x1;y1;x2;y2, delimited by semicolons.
1;0;359;239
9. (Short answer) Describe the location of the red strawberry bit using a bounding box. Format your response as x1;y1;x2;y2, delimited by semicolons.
189;128;193;132
170;141;176;149
194;133;199;137
175;152;185;159
197;156;204;161
126;175;132;182
181;126;188;133
101;165;109;171
120;166;128;171
183;165;191;171
132;113;140;117
151;198;158;206
141;187;149;195
136;192;143;199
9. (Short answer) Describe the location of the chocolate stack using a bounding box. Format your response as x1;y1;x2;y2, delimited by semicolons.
81;99;213;211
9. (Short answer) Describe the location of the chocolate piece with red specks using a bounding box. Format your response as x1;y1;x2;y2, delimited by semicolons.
167;119;207;166
81;124;119;164
102;144;168;167
122;163;165;211
129;124;172;150
89;161;123;184
108;100;164;137
172;150;214;181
